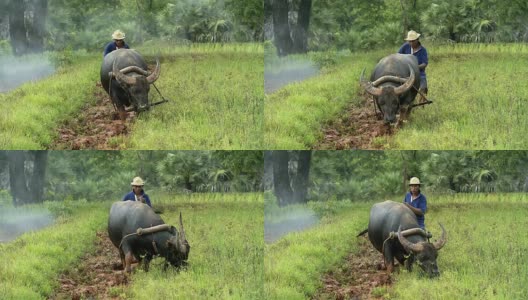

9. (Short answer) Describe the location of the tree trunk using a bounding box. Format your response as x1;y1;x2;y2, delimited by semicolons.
29;150;47;203
272;151;293;206
8;0;28;56
8;151;29;206
272;0;293;56
27;0;47;53
291;0;311;54
292;151;311;203
263;151;274;191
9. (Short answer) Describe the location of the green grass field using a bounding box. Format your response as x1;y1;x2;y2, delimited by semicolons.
265;44;528;150
265;194;528;299
0;193;263;299
0;43;263;150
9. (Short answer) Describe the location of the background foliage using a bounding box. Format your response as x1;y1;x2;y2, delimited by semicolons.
305;151;528;202
270;0;528;52
0;151;263;204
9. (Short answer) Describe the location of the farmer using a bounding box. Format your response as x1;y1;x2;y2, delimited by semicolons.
122;176;152;207
398;30;428;103
103;30;130;57
403;177;427;229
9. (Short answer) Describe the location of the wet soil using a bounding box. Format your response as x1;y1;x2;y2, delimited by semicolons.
313;235;393;300
314;92;396;150
49;231;129;300
50;83;136;150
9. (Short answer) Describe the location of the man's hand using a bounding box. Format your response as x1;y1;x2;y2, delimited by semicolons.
405;203;424;216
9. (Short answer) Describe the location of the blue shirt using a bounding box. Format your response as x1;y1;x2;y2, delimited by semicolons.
403;192;427;228
122;191;151;207
103;41;130;57
398;42;428;78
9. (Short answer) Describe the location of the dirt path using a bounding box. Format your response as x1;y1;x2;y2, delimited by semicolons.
314;92;397;150
313;235;393;300
49;231;128;300
51;83;136;149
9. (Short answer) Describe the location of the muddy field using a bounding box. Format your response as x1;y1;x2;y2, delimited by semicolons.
313;235;393;300
314;93;396;150
49;231;128;300
51;83;135;150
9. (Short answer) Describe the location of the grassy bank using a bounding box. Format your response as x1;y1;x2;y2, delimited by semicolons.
0;54;99;149
1;193;264;299
265;193;528;299
0;201;108;299
0;43;263;150
265;44;528;150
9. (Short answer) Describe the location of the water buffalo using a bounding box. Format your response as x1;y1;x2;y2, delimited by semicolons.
358;200;447;277
360;54;420;124
100;49;160;120
108;201;190;273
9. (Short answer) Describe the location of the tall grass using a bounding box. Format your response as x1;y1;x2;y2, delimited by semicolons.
0;194;263;299
0;55;99;149
0;201;108;299
265;202;370;299
265;44;528;150
124;50;263;149
124;193;264;299
265;194;528;299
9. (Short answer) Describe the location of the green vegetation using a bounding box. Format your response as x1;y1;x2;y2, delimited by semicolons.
0;201;108;299
265;44;528;149
125;193;264;299
0;44;263;150
265;201;369;299
265;194;528;299
127;44;263;149
0;193;263;299
0;54;98;149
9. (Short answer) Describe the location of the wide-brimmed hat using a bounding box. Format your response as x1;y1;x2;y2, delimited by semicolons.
131;176;144;186
112;30;126;40
404;30;421;41
409;177;421;185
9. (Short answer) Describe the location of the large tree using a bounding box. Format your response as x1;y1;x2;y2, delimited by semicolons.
270;0;312;56
7;151;48;206
271;150;312;206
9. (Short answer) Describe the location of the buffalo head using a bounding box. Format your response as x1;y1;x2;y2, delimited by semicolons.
360;66;415;124
112;58;161;112
397;223;447;278
165;212;190;267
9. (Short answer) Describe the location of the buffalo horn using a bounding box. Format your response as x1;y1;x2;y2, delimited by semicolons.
371;75;408;87
359;67;382;96
179;212;186;241
393;65;415;95
113;60;136;85
433;223;448;250
397;225;424;253
146;58;161;84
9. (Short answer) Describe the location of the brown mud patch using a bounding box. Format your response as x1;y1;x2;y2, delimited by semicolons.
49;231;128;300
313;235;393;300
314;93;397;150
51;83;136;149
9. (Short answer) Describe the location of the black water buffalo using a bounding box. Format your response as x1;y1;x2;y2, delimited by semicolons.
100;49;160;120
360;54;420;124
358;200;447;277
108;201;190;273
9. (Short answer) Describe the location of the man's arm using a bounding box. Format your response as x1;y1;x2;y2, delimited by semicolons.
405;202;424;216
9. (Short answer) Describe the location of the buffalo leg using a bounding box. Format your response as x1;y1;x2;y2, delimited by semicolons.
118;249;126;270
117;106;127;122
404;254;415;272
143;254;153;272
383;244;395;274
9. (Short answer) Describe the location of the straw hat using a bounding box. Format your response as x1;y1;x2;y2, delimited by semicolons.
112;30;126;40
131;177;145;186
409;177;421;185
404;30;421;41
